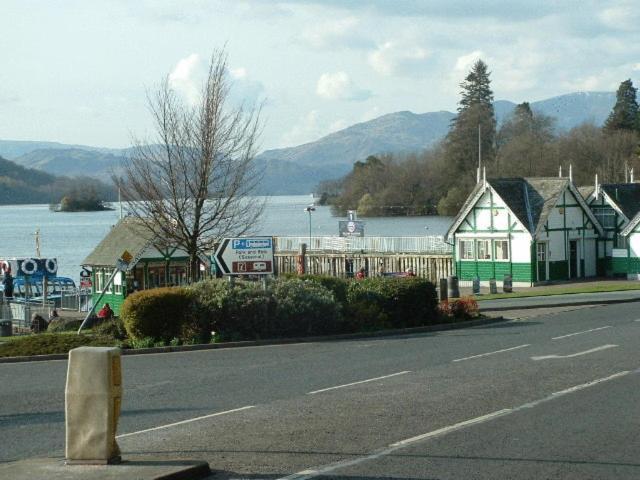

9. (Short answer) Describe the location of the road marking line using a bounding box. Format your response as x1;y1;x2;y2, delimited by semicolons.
452;344;530;362
389;409;511;447
552;325;612;340
307;371;411;395
116;405;255;438
278;370;631;480
531;344;618;361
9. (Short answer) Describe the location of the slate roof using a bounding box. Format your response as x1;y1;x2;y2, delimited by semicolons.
82;217;153;267
447;177;604;239
578;185;595;201
599;183;640;220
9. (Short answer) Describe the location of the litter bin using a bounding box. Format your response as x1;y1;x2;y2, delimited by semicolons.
0;320;12;337
489;278;498;294
503;274;513;293
472;275;481;295
447;275;460;298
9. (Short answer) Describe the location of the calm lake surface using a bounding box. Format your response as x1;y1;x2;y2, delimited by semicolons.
0;195;453;281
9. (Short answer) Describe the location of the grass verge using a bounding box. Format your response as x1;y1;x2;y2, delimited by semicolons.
0;333;120;358
474;282;640;301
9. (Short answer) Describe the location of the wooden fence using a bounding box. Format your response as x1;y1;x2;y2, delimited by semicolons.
273;236;453;284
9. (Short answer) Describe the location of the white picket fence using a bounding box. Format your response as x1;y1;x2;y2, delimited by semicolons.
274;236;452;255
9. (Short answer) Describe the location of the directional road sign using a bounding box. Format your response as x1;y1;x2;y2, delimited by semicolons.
215;237;275;275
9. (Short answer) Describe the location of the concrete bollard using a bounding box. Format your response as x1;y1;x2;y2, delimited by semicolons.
489;278;497;294
65;346;122;465
439;278;448;302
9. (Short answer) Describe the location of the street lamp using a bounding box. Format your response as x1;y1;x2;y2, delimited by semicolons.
304;206;316;250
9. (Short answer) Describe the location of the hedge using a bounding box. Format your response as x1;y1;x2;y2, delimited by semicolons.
345;277;439;332
120;287;196;342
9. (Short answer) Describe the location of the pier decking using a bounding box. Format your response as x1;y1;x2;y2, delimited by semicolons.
274;236;453;283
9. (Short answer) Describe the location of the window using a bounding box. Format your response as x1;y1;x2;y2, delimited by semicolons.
477;240;491;260
495;240;509;261
537;243;547;262
593;207;615;229
616;234;627;249
95;270;104;292
459;240;474;259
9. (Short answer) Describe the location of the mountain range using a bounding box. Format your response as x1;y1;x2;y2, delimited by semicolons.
0;91;616;195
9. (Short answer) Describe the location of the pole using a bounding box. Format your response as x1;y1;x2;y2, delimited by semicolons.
308;210;312;249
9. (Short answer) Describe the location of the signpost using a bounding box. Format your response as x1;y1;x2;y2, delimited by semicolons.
214;237;275;275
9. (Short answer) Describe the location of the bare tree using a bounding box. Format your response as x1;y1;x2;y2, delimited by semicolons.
116;49;264;282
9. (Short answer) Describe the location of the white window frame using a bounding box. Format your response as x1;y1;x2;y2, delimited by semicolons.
494;239;510;261
476;239;492;261
459;239;475;260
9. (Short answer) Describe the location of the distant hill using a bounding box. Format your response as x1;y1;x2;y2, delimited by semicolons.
0;91;617;194
13;148;126;178
0;155;115;205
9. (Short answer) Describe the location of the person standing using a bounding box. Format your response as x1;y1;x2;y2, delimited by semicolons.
3;272;14;299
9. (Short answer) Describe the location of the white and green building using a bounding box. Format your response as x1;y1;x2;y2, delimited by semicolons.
82;217;197;315
580;182;640;277
619;212;640;278
446;177;604;286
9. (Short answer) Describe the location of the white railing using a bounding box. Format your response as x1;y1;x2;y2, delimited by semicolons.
274;236;452;255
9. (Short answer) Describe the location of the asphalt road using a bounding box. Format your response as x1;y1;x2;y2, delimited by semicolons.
2;300;640;479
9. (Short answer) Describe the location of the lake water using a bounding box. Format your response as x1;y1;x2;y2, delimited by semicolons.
0;195;453;281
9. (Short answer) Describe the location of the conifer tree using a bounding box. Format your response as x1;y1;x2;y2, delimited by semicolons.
438;60;496;214
604;79;639;132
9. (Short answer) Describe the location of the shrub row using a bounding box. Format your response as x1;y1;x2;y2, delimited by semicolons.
120;276;463;343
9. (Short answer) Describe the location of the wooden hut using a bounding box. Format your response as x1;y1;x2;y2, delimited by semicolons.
446;177;603;286
82;217;195;315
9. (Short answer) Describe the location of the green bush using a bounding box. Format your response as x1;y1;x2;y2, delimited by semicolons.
190;279;273;341
190;278;341;340
346;277;438;331
47;318;83;333
92;317;127;340
298;275;349;305
128;336;156;349
270;278;341;336
121;287;195;342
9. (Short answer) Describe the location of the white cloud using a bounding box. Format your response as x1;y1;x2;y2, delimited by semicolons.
454;50;485;72
633;63;640;72
301;17;364;49
599;3;640;31
281;110;323;146
168;53;203;105
328;118;348;132
230;67;247;79
368;41;429;76
316;72;371;101
562;75;602;92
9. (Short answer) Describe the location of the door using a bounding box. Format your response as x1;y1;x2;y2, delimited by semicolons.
536;242;547;282
569;240;578;279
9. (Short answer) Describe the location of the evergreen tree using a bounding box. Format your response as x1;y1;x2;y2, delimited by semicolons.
439;59;496;214
604;79;639;132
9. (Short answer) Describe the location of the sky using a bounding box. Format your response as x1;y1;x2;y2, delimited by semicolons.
1;0;640;153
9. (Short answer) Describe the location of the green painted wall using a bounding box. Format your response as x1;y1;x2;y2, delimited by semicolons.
609;257;640;275
92;291;126;316
457;261;532;283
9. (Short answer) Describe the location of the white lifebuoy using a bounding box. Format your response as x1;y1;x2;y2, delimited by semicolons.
45;258;58;274
21;258;38;275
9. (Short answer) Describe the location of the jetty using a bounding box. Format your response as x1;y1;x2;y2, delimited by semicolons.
274;236;453;283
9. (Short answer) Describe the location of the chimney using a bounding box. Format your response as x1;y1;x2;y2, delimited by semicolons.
476;167;480;184
559;165;563;178
632;168;635;183
595;173;599;198
569;164;573;182
483;166;487;187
